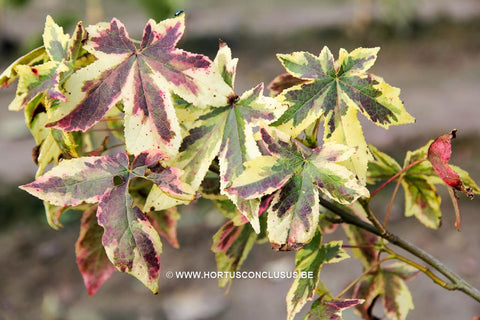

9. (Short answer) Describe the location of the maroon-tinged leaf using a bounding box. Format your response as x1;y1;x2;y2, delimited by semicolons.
20;149;191;208
211;221;257;288
146;167;195;201
47;15;231;156
2;16;87;111
353;273;383;320
381;263;418;320
258;193;275;218
148;207;180;248
353;262;417;320
229;126;368;248
97;183;163;293
212;220;243;253
153;42;283;228
273;47;415;184
130;149;168;174
287;231;349;320
304;298;364;320
75;205;116;296
343;224;380;269
20;149;186;293
20;152;130;207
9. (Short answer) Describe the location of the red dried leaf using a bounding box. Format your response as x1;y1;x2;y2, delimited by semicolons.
427;129;475;230
427;129;473;198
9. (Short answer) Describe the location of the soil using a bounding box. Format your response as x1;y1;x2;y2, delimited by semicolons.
0;1;479;319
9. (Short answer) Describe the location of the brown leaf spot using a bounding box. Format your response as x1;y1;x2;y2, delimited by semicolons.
271;242;305;251
32;144;41;165
227;93;239;106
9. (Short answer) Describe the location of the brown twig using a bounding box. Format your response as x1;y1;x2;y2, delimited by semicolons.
319;196;480;303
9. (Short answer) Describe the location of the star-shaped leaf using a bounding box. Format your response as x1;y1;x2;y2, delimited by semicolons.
47;14;231;157
0;46;46;88
5;16;86;112
97;182;163;293
228;126;369;249
353;262;418;320
147;42;284;231
273;47;415;183
20;151;192;293
287;231;349;320
303;298;364;320
1;16;88;178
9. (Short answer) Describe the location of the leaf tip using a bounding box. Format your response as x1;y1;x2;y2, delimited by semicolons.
174;9;185;17
451;128;457;139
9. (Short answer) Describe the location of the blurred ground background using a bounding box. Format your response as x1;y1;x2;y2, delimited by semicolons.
0;0;480;319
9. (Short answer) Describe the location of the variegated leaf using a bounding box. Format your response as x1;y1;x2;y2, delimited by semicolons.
368;140;479;229
97;183;162;293
47;14;231;157
401;176;441;229
20;150;190;293
6;16;86;111
0;46;46;88
20;152;130;207
287;231;349;320
75;205;116;296
343;224;380;269
148;42;283;230
353;262;418;320
211;221;257;288
3;17;87;178
303;298;364;320
229;126;368;248
148;208;180;248
273;47;415;183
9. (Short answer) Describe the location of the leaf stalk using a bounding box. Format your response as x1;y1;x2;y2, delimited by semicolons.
370;158;427;198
